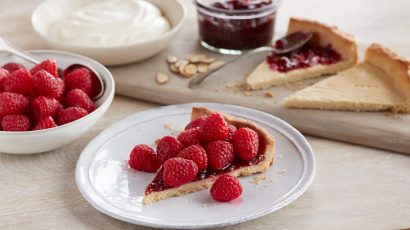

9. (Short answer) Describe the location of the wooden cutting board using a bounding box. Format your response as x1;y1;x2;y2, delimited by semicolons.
111;19;410;154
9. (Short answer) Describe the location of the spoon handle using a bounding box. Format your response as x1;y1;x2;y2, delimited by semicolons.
188;46;274;89
0;37;41;64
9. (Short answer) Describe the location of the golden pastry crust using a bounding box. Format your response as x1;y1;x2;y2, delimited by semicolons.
143;107;275;204
364;43;410;102
287;17;358;63
246;18;358;90
282;44;410;113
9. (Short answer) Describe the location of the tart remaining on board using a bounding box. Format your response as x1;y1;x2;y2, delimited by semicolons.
143;107;276;204
246;17;358;90
283;44;410;113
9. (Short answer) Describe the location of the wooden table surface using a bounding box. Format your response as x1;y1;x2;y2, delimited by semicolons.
1;0;409;229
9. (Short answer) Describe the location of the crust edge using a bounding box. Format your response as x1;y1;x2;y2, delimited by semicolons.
288;17;358;64
365;43;410;102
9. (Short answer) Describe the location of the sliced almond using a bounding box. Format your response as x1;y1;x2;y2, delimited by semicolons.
200;56;216;64
189;54;206;63
197;63;209;73
170;64;179;73
178;63;188;74
175;59;189;68
265;91;274;97
155;73;169;84
166;55;178;64
181;64;197;78
209;60;224;70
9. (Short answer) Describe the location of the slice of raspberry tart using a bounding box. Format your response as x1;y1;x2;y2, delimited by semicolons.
135;107;275;205
246;17;358;90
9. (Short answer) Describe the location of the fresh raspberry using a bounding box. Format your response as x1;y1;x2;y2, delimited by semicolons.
227;124;237;141
232;127;259;161
162;157;198;188
32;70;65;101
177;127;200;147
177;144;208;171
206;140;234;170
3;68;33;95
199;113;229;143
0;68;10;91
2;63;25;73
0;92;29;117
210;174;242;202
56;107;88;125
32;116;57;131
185;115;207;130
64;89;95;113
64;67;94;97
30;59;59;78
31;96;60;121
129;144;160;173
157;136;184;163
1;115;30;131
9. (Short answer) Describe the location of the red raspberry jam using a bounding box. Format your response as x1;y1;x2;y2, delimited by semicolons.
195;0;281;54
266;42;341;72
144;136;266;195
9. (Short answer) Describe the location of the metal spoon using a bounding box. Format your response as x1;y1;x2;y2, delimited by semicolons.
0;37;104;100
189;30;313;88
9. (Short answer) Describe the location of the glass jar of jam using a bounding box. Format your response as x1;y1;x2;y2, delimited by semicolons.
194;0;282;55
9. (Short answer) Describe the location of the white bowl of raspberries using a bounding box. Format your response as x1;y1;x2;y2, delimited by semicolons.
0;50;114;154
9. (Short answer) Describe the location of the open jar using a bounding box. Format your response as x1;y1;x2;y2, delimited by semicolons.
194;0;282;55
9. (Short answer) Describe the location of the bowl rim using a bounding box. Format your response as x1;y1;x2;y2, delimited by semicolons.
31;0;187;49
0;49;115;136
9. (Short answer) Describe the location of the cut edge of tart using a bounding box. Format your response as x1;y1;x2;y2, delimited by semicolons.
282;43;410;113
142;106;275;205
246;17;358;90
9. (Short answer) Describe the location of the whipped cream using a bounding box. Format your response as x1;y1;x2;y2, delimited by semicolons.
49;0;171;46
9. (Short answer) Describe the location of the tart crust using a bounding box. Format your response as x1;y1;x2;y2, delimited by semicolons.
282;43;410;112
246;17;358;89
143;107;276;204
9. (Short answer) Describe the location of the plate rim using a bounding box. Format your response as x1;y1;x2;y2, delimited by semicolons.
75;102;316;229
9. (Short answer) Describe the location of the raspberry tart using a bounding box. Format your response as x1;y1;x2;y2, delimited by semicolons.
139;107;275;204
246;17;358;89
283;44;410;112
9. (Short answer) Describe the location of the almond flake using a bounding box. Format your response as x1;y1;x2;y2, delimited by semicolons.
181;64;197;78
166;55;178;64
178;63;188;75
175;60;189;68
155;73;169;84
170;64;179;73
200;56;216;64
265;91;274;97
189;54;206;63
209;60;224;70
197;63;209;73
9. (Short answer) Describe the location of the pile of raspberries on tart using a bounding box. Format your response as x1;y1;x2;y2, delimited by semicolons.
128;107;276;204
0;60;98;131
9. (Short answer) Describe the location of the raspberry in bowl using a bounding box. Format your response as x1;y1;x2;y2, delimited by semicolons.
194;0;282;55
0;50;114;154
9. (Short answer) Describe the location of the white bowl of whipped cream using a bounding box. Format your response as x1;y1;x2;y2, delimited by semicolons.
32;0;186;66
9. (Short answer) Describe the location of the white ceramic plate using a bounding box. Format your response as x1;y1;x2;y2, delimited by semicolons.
75;103;316;229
